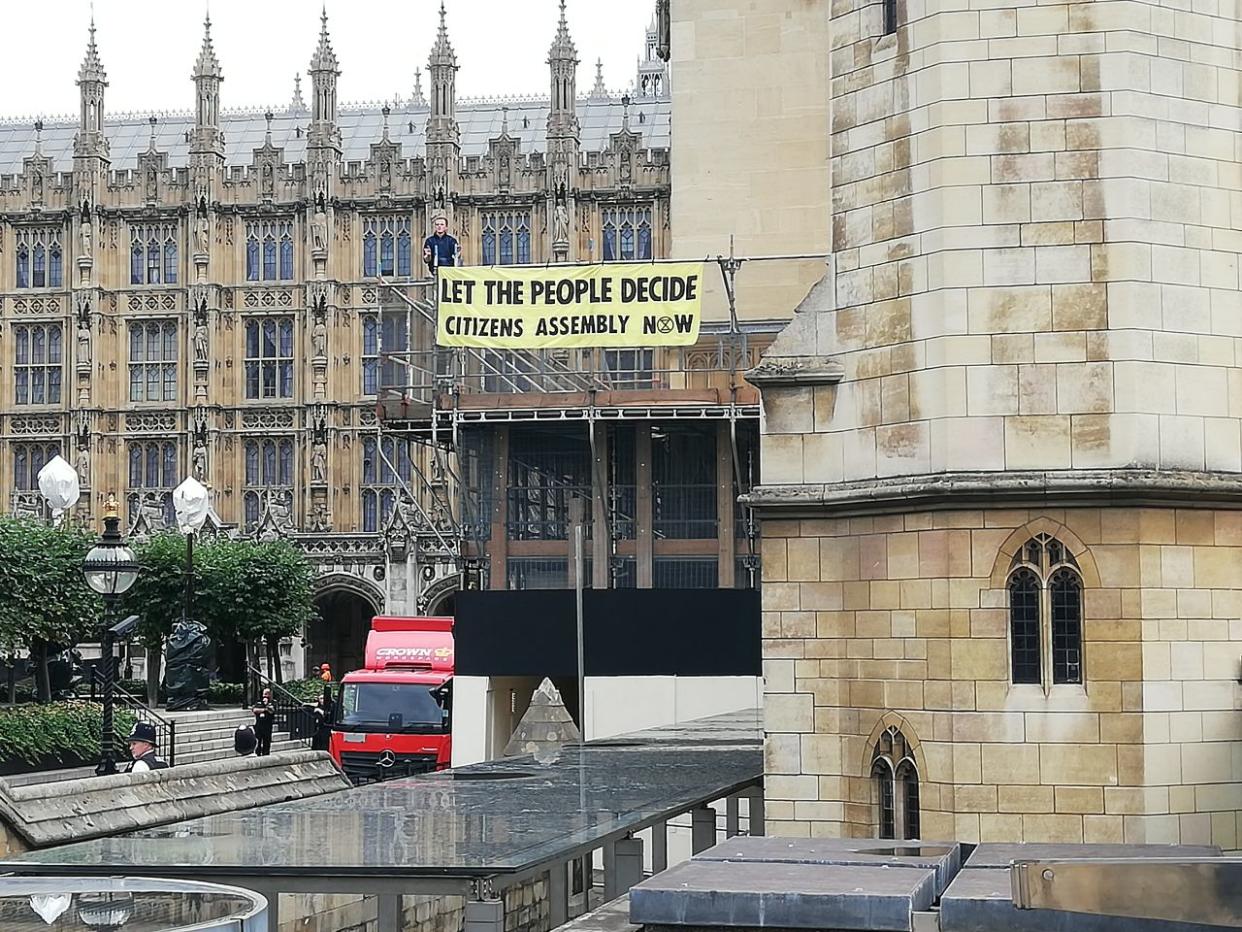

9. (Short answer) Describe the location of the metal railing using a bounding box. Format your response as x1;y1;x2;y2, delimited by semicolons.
89;668;178;767
246;665;316;748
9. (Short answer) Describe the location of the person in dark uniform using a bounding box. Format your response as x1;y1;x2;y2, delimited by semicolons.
310;689;334;752
423;216;459;273
252;686;275;757
125;721;168;773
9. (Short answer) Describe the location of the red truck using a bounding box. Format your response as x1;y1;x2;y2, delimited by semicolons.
329;616;453;783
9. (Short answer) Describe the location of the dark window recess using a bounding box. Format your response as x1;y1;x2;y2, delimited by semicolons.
1050;568;1083;684
883;0;898;34
1009;567;1042;684
874;761;895;839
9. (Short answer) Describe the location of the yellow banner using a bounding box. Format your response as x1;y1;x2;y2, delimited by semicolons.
435;262;704;348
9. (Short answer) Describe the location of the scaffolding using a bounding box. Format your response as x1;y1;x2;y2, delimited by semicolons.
370;248;828;600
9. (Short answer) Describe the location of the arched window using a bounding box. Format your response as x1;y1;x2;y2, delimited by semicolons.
147;239;161;284
397;230;412;276
246;236;260;281
363;232;377;277
380;231;395;276
1007;534;1084;686
243;437;295;531
15;228;62;289
361;436;413;532
872;727;920;840
16;246;29;288
49;245;63;288
263;235;277;281
32;244;46;288
279;232;294;280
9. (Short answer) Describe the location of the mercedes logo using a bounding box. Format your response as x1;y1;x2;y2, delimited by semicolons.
377;750;397;769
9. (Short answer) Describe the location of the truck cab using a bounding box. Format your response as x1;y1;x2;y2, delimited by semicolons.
329;616;453;784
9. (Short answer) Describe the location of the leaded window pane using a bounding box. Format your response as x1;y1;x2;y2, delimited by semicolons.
280;236;294;280
1051;568;1083;684
1009;567;1041;684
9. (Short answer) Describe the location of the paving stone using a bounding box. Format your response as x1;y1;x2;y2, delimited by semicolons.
940;868;1222;932
694;836;962;895
629;859;935;931
965;843;1220;870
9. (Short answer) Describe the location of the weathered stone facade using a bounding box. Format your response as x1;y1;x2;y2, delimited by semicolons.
751;0;1242;848
0;8;670;620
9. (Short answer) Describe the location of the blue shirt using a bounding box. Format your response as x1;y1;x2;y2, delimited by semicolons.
423;233;459;270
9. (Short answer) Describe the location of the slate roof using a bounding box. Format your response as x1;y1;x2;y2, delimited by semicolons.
0;97;671;175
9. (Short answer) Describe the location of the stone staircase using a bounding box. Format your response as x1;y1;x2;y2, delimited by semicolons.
5;706;309;788
169;707;306;766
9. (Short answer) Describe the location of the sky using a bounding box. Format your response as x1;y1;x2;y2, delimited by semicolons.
0;0;657;121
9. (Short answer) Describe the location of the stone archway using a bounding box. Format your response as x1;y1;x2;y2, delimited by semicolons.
308;575;384;678
421;576;461;617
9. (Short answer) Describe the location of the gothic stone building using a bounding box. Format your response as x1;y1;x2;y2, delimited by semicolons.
751;0;1242;850
0;7;671;670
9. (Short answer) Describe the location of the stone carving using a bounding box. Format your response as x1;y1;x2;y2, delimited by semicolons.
194;213;210;255
75;422;90;487
312;312;327;358
145;168;157;201
141;492;168;530
309;500;330;532
193;305;209;363
311;412;328;484
192;414;209;481
553;202;570;245
311;203;328;253
125;412;177;433
79;218;92;258
76;319;91;367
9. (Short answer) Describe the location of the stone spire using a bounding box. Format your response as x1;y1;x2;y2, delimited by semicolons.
426;2;459;145
590;58;608;99
74;17;108;159
308;6;341;150
192;12;221;79
191;13;224;155
411;68;427;107
290;73;307;113
636;11;670;97
547;0;580;139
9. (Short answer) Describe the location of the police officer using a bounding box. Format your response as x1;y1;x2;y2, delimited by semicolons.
125;721;169;773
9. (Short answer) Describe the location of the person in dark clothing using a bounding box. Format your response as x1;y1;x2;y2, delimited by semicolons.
125;721;169;773
423;216;459;272
310;689;334;752
252;687;275;756
234;723;257;756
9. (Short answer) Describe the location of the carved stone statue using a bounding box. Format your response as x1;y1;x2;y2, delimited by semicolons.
145;168;157;201
76;321;91;366
76;445;90;488
553;203;570;245
266;490;293;529
194;318;209;363
80;219;93;258
310;501;329;532
311;205;328;253
192;441;208;481
311;442;327;484
31;169;43;202
194;213;210;255
312;315;327;358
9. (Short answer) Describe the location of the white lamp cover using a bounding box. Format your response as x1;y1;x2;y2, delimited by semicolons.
36;455;80;521
173;476;211;535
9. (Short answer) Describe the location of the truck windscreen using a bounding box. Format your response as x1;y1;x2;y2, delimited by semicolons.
339;683;446;730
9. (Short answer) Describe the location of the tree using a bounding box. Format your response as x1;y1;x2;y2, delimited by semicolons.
120;534;317;690
0;518;101;701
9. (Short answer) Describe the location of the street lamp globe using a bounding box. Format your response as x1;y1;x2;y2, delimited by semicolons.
82;496;139;597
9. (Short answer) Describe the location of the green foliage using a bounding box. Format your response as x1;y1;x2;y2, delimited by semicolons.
284;676;332;703
0;518;102;654
0;700;135;765
120;534;318;650
205;680;244;704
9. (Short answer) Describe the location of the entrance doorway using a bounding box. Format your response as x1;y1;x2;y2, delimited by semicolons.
308;589;377;677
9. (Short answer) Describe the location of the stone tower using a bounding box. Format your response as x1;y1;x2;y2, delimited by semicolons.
74;18;108;165
753;0;1242;849
426;2;460;219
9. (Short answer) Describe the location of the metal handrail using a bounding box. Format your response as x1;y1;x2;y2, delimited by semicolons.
246;664;315;748
89;668;178;767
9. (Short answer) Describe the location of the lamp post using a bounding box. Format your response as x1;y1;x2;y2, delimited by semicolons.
82;495;140;775
172;477;211;627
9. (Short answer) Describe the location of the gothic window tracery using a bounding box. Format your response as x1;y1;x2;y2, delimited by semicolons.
362;217;412;278
244;317;295;400
244;438;294;530
362;436;412;533
245;220;294;282
1007;534;1084;686
481;211;531;266
129;223;178;285
15;228;63;289
127;440;178;528
601;206;652;261
13;323;63;405
13;442;59;490
129;320;178;403
872;727;920;840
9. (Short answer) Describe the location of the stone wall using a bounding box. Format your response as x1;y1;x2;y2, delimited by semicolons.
761;506;1242;849
669;0;830;323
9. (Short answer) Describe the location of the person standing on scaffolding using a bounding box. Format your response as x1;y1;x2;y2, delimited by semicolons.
423;215;459;273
